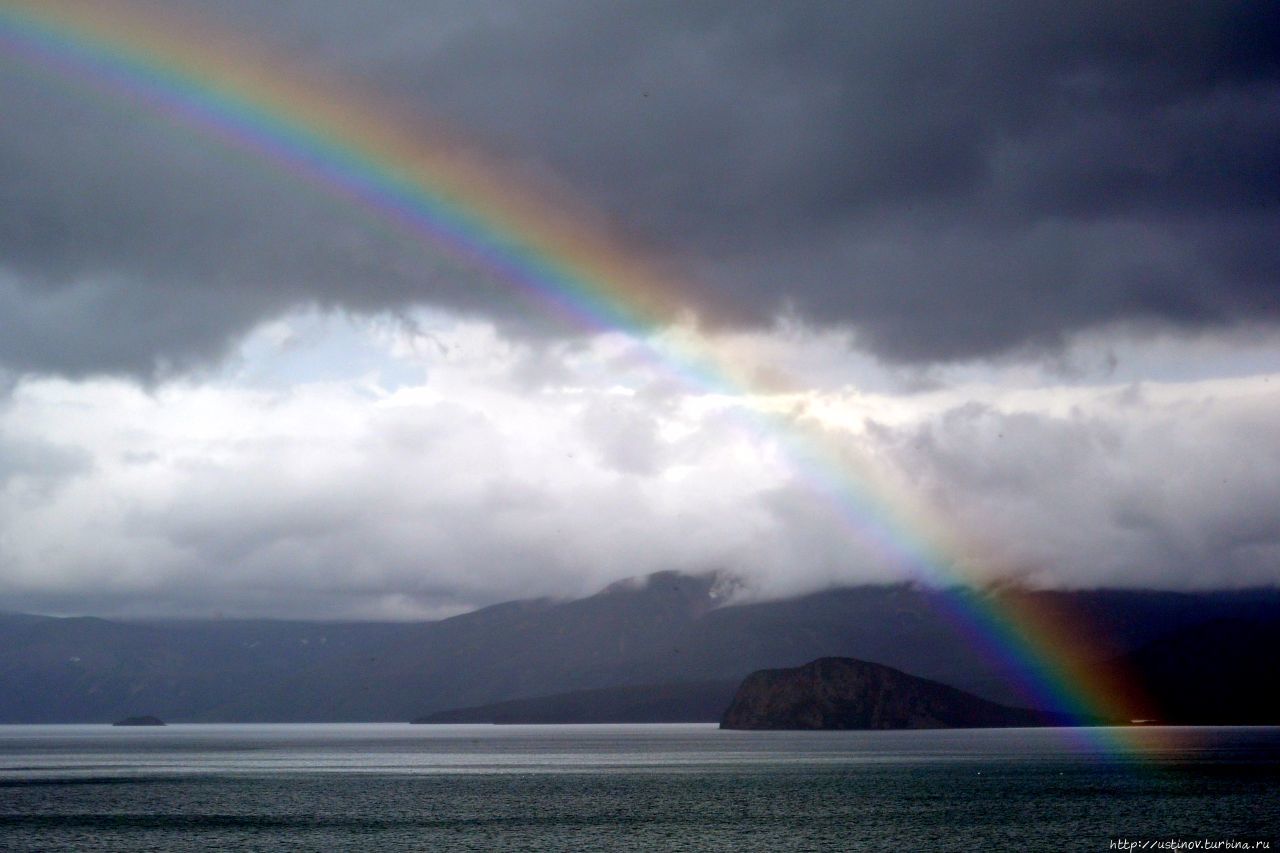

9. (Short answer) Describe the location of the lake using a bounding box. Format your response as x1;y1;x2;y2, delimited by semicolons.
1;723;1276;851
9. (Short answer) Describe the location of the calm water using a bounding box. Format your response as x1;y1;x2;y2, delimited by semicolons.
1;724;1276;851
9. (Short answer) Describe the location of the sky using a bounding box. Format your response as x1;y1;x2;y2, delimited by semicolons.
1;0;1278;619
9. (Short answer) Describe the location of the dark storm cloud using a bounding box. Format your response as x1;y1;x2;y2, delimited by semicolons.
0;65;517;376
1;0;1277;374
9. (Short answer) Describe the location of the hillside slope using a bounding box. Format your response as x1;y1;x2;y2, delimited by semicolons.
1;574;1277;722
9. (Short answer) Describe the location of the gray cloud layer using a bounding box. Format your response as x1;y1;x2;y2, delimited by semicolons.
1;1;1277;376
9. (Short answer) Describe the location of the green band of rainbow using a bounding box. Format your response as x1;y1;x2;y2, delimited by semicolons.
0;0;1150;751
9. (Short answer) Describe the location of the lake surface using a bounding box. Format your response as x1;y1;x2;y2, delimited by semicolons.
1;723;1276;851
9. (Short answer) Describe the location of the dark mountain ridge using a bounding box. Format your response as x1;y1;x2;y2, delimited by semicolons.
1;572;1277;723
416;680;739;724
1111;617;1280;724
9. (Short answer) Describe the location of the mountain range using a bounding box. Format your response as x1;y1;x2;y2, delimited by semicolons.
1;571;1276;723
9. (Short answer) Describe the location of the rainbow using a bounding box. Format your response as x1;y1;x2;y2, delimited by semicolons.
0;1;1152;749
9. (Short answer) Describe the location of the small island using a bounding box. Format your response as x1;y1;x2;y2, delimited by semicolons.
721;657;1060;730
112;715;166;727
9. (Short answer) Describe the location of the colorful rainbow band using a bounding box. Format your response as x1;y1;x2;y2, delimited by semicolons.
0;0;1149;750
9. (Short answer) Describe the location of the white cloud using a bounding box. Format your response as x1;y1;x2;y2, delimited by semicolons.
0;310;1277;618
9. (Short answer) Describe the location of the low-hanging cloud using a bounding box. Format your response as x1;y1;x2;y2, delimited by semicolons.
868;387;1280;590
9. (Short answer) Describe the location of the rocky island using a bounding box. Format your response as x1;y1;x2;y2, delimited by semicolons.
112;715;166;727
721;657;1055;730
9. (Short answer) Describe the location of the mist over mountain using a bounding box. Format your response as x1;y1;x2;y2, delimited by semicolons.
1;572;1277;723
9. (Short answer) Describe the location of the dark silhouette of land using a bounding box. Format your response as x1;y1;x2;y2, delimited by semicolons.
415;680;738;724
1;572;1277;724
1111;618;1280;725
721;657;1065;730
